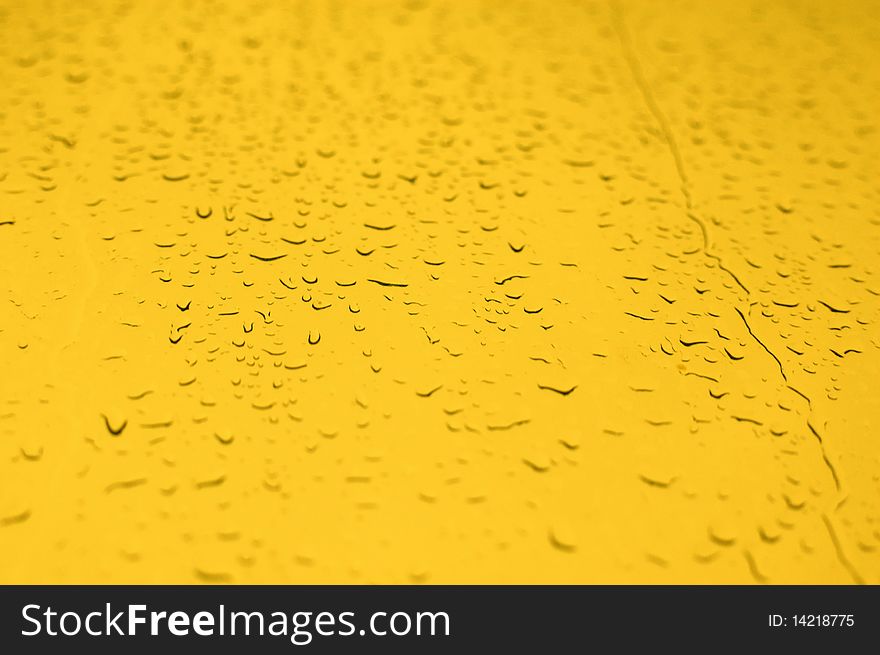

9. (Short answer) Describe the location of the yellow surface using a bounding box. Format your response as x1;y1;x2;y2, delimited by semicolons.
1;0;878;584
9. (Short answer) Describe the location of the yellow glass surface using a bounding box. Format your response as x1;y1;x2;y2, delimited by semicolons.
0;0;878;583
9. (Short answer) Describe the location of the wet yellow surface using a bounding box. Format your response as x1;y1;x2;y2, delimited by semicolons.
1;0;879;584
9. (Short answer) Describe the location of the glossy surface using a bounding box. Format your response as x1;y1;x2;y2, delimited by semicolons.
1;0;878;583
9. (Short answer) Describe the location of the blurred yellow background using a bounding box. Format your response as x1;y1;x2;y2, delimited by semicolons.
0;0;878;583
